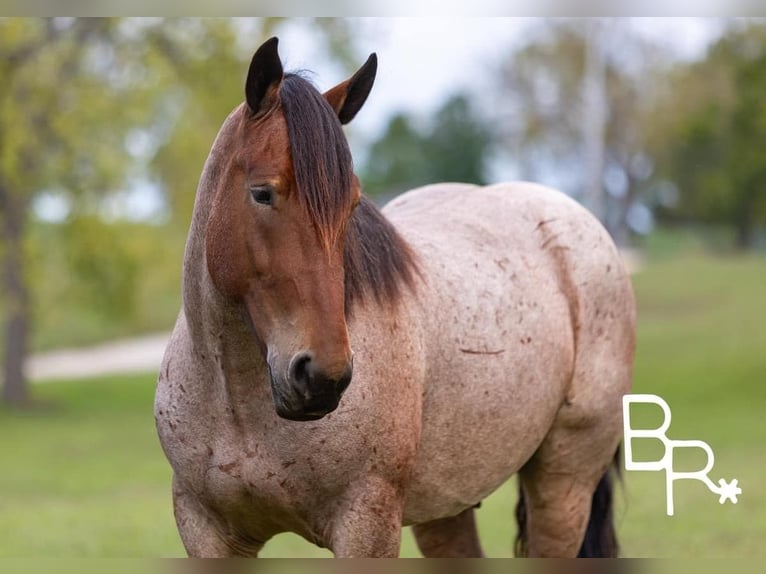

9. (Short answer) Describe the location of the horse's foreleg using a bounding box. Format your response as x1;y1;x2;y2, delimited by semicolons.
412;507;484;557
172;474;263;557
328;477;405;557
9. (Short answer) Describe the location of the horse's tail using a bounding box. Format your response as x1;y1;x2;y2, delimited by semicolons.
514;445;622;558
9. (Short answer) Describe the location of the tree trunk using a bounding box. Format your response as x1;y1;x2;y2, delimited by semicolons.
583;19;607;223
734;189;756;251
0;184;30;407
735;215;755;251
610;182;632;249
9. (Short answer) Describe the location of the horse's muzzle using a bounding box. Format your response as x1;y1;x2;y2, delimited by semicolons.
270;352;353;421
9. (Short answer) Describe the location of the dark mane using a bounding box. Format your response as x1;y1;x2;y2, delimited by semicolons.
343;197;420;315
279;73;420;314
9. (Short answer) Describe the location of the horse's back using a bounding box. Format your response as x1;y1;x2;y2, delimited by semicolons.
382;182;635;523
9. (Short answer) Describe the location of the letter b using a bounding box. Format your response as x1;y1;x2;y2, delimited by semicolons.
622;394;673;472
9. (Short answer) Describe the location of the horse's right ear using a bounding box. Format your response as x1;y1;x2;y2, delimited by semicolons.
324;53;377;125
246;37;284;117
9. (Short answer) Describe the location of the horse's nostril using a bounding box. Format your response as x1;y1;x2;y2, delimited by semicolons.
289;352;314;393
288;352;352;405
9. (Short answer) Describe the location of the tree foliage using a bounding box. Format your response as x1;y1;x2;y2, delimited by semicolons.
362;93;494;198
650;22;766;249
495;20;668;244
0;18;155;405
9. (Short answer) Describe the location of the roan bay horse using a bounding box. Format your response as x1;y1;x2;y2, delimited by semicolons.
155;37;636;558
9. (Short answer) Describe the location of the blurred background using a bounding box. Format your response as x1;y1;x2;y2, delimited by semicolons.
0;17;763;557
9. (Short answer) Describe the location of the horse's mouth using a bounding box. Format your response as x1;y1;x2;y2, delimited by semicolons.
276;408;329;422
271;380;342;422
274;401;339;422
269;366;345;422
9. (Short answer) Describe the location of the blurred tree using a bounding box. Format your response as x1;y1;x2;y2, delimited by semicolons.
362;114;431;196
362;93;494;197
495;20;668;245
0;17;359;407
0;18;151;407
141;19;266;224
61;215;139;322
650;22;766;249
429;95;495;185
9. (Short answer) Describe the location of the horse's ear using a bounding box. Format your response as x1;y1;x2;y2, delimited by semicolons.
246;37;284;116
324;53;377;125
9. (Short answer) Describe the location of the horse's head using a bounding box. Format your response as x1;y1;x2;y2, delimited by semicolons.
205;38;377;421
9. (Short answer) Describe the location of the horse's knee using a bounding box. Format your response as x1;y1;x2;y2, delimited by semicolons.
412;507;484;557
329;478;406;557
173;475;263;557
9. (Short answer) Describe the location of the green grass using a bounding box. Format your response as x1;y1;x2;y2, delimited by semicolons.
0;375;183;557
618;253;766;557
0;252;764;557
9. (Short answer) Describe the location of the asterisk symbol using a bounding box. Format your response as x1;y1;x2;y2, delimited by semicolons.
717;478;741;504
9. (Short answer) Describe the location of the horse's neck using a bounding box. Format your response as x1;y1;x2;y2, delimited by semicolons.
179;106;270;406
181;246;271;424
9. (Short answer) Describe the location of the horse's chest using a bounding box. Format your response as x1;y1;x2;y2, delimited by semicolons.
195;436;337;537
204;450;301;503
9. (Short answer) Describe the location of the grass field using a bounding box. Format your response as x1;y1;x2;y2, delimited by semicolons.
0;253;764;557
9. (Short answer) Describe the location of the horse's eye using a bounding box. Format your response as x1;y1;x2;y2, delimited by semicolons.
250;185;274;206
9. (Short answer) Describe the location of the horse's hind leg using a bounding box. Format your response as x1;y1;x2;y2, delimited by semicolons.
412;507;484;557
514;417;622;558
515;245;633;557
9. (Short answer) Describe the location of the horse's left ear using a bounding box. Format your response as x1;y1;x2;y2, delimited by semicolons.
246;37;284;117
324;53;377;125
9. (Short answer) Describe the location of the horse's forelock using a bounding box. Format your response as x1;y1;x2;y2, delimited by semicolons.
279;74;355;250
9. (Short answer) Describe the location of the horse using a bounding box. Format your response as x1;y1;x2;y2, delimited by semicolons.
155;37;636;558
